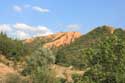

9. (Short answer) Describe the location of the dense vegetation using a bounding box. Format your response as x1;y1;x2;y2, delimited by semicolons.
56;26;125;83
0;32;29;61
0;26;125;83
0;33;61;83
56;26;116;68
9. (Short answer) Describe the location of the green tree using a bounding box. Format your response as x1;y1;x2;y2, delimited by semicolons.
22;44;57;83
0;32;28;61
83;36;125;83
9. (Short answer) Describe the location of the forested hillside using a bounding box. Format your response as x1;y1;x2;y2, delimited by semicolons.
56;26;125;83
0;26;125;83
0;32;29;61
56;26;114;67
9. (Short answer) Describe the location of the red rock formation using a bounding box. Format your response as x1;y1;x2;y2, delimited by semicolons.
106;26;115;34
24;32;81;48
23;38;34;43
0;63;15;75
44;32;81;48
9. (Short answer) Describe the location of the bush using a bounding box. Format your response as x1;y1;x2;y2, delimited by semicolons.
0;32;28;61
83;36;125;83
22;44;57;83
5;73;28;83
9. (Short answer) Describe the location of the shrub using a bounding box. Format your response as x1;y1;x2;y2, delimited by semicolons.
5;73;28;83
83;36;125;83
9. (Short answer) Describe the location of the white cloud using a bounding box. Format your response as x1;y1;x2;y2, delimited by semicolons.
35;26;52;33
32;6;50;13
14;23;34;31
33;26;53;37
15;31;30;39
0;23;53;39
14;23;52;34
0;24;12;32
13;5;22;12
67;24;81;31
13;5;50;13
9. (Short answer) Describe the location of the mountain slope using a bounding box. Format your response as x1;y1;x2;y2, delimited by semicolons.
44;32;81;48
24;32;81;48
55;25;118;68
1;25;125;83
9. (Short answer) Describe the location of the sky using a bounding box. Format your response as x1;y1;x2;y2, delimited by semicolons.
0;0;125;39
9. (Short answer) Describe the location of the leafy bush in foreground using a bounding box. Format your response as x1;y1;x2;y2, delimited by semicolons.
22;44;57;83
0;32;28;61
4;73;28;83
82;36;125;83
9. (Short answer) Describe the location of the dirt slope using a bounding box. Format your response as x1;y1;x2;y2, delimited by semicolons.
0;63;15;75
44;32;81;48
24;32;81;48
50;64;90;82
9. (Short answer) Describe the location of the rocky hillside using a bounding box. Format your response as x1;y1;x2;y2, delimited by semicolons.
0;63;15;75
24;38;34;44
24;32;81;48
44;32;81;48
50;64;89;83
55;25;123;68
0;25;125;83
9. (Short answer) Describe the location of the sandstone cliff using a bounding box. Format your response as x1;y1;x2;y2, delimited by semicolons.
24;32;81;48
24;38;34;43
44;32;81;48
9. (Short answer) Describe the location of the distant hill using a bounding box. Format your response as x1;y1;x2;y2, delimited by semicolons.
23;25;125;69
1;25;125;83
24;32;81;48
44;32;81;48
55;25;125;68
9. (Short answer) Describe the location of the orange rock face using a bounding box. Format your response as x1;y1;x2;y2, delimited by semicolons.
106;26;115;34
24;32;81;48
44;32;81;48
23;38;34;43
0;63;15;75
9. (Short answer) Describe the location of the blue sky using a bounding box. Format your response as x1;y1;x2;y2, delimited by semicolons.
0;0;125;39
